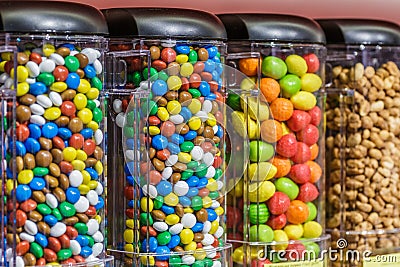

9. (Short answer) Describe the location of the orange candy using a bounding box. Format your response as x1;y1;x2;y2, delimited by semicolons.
260;78;281;103
306;161;322;183
260;119;283;143
286;200;309;225
238;58;259;76
310;143;319;160
271;156;291;178
270;98;294;122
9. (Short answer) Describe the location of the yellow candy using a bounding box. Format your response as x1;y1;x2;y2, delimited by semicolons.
303;221;323;238
124;244;134;258
140;256;155;266
6;179;15;195
148;126;160;135
86;88;100;100
15;82;29;97
140;197;154;212
78;184;90;195
206;113;217;127
240;77;257;90
47;262;61;266
188;99;201;114
188;116;201;130
281;122;291;135
184;241;197;251
248;162;277;182
87;121;99;131
95;161;103;175
43;44;56;57
164;192;179;206
167;100;181;115
77;108;93;124
50;82;68;93
202;196;212;208
180;62;194;77
1;52;12;61
95;215;102;224
126;219;134;229
165;214;180;225
87;180;98;190
11;66;29;83
284;224;304;240
17;170;34;184
209;220;219;234
248;181;275;203
194;248;207;260
123;229;134;243
179;229;194;245
167;75;182;91
301;73;322;93
76;150;88;161
0;61;6;72
178;152;191;163
290;91;317;111
157;107;169;121
77;79;91;93
63;147;77;162
81;170;91;184
176;54;189;64
71;160;85;171
183;207;194;213
73;93;88;110
44;107;61;121
215;206;224;216
206;178;218;191
273;230;289;250
233;246;244;264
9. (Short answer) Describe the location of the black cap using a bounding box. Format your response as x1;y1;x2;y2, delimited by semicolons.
316;19;400;45
0;1;108;34
217;13;326;44
102;8;227;40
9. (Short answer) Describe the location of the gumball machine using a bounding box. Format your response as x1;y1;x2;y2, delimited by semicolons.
0;2;113;266
217;14;330;266
102;8;232;267
317;19;400;267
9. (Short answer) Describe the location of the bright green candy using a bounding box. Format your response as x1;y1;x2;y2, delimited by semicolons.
170;255;182;267
193;261;205;267
188;50;198;63
92;107;103;123
261;56;287;79
65;56;80;72
306;202;318;222
302;241;320;260
37;73;55;86
149;100;158;116
30;242;43;258
195;163;208;178
157;231;172;245
209;191;219;200
123;126;134;138
91;77;102;90
249;203;269;224
126;111;135;125
143;67;158;81
140;213;153;225
290;91;317;111
86;99;96;110
249;141;274;162
187;161;199;170
280;74;302;98
249;224;274;242
158;70;169;81
181;169;194;180
33;167;49;176
180;141;194;152
52;208;63;220
37;203;51;215
275;177;299;200
57;249;72;261
59;202;76;217
203;258;213;267
132;71;142;86
188;88;201;98
227;93;241;111
191;196;203;211
86;235;94;247
154;196;164;209
285;54;308;76
74;222;88;234
214;169;223;180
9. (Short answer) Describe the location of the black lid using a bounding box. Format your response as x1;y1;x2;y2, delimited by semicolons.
0;1;108;34
316;19;400;45
102;8;227;40
217;13;326;44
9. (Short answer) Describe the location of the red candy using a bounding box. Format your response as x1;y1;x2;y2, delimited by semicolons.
286;110;311;132
30;52;42;65
20;199;36;212
156;149;170;161
297;182;319;202
43;248;57;262
290;142;311;163
297;124;319;146
16;240;29;256
53;136;65;150
308;106;322;126
267;214;287;230
160;48;176;63
83;139;96;155
47;237;61;252
181;77;190;91
189;73;201;88
303;53;320;73
276;133;297;158
16;124;30;141
53;65;69;82
148;116;161;126
65;226;78;240
289;164;311;184
267;192;291;215
285;243;306;260
69;133;84;149
251;259;272;267
58;234;70;249
60;101;76;117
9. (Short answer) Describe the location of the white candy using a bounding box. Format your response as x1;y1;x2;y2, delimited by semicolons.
4;77;14;89
26;78;36;84
24;220;38;235
142;184;157;198
93;59;103;74
181;213;196;228
205;166;216;178
26;61;40;77
94;129;103;145
190;146;204;161
116;112;125;128
74;196;90;213
211;200;220;209
50;53;65;65
81;48;98;64
36;95;53;108
92;231;104;242
213;125;219;134
202;234;215;246
169;114;184;124
49;91;63;106
69;170;83;187
182;255;195;265
87;218;100;235
39;59;55;73
0;73;9;83
92;242;103;257
70;50;79;56
202;221;211;234
95;182;104;195
125;149;135;161
204;245;216;258
217;180;224;190
50;222;66;237
6;248;12;261
113;99;123;113
94;99;101;107
214;226;224;238
169;223;183;235
87;190;99;206
140;81;149;90
212;261;222;267
161;167;172;179
30;115;46;126
70;240;81;255
45;193;58;209
202;152;214;167
19;232;35;243
30;103;45;115
202;100;213;113
196;111;208;122
153;222;168;232
161;41;176;48
10;256;24;267
173;181;189;196
165;155;178;166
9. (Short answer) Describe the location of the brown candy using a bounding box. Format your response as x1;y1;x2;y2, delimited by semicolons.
85;158;97;168
171;173;181;183
39;137;53;150
203;126;214;139
29;210;43;222
19;94;36;106
44;175;59;188
16;105;31;123
54;116;70;127
176;123;189;135
151;210;166;221
175;204;184;217
75;53;89;68
193;136;205;146
37;221;51;235
172;162;187;172
63;216;79;225
59;174;70;190
49;163;61;177
194;233;204;242
150;46;161;60
76;68;85;78
149;148;156;159
165;91;178;101
23;252;37;266
32;191;46;203
35;150;53;167
53;187;66;203
167;62;180;76
76;213;89;223
179;91;192;106
196;208;208;223
69;117;83;133
196;123;205;135
155;96;168;107
174;246;184;253
93;147;103;160
22;154;35;170
152;158;165;172
51;148;63;164
197;48;209;61
13;156;24;172
56;47;70;57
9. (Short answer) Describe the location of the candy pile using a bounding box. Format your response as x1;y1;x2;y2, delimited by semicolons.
2;43;106;266
121;42;227;266
227;53;324;264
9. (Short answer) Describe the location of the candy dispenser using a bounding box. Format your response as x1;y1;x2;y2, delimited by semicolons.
102;7;232;267
217;14;330;266
317;19;400;267
0;1;113;266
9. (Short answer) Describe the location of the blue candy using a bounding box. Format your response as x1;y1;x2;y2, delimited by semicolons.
207;208;218;221
66;73;80;89
42;122;58;139
29;82;47;96
183;130;197;140
204;59;216;73
126;175;134;185
28;124;41;139
170;134;184;145
155;246;170;261
192;222;204;233
15;185;32;202
215;62;223;75
167;142;180;154
64;140;69;147
85;167;98;180
212;55;221;63
11;141;26;156
152;135;168;150
24;138;40;154
29;177;46;190
84;65;96;79
178;196;191;207
151;79;168;96
95;196;104;210
44;215;58;226
80;246;92;258
186;176;199;187
161;205;174;215
199;81;211;97
180;107;192;122
156;181;172;196
142;237;158;253
216;125;223;138
205;93;217;101
197;177;208;189
80;128;94;139
175;45;190;54
125;138;135;150
127;200;134;208
167;235;180;249
58;127;72;140
35;233;48;248
212;70;220;82
185;188;199;198
206;46;218;58
76;235;89;247
59;43;76;50
66;187;81;203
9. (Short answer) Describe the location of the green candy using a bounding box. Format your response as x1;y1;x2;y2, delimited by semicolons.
180;141;194;152
280;74;302;98
37;203;51;215
195;163;208;178
52;208;63;220
181;169;194;180
132;71;142;86
74;222;88;234
188;50;198;63
91;77;102;90
191;196;203;211
170;255;182;267
33;167;49;176
59;202;76;217
249;141;274;162
274;177;299;200
37;73;55;86
192;261;205;267
126;111;136;125
123;126;134;138
154;196;164;209
188;88;201;98
65;56;80;72
143;67;158;81
92;107;103;123
140;213;153;225
302;241;320;260
208;191;219;200
86;235;94;247
86;99;96;110
203;258;213;267
227;93;241;111
249;224;274;242
157;231;171;246
30;242;43;258
57;248;72;261
306;202;318;222
149;100;158;116
249;203;269;224
261;56;287;79
214;169;223;180
186;161;199;170
158;70;169;81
